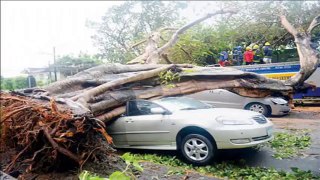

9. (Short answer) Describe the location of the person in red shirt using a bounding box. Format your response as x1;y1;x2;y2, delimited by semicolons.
244;47;254;65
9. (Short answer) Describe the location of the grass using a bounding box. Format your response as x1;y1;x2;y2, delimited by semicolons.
125;153;319;180
269;129;311;159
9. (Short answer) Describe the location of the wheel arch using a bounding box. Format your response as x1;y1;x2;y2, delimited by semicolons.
176;126;217;150
244;102;272;116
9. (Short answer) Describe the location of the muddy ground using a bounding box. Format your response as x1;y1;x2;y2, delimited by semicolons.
1;106;319;180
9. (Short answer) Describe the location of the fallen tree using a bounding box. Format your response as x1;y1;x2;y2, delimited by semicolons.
1;9;319;178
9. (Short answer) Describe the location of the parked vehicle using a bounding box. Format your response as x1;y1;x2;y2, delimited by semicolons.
187;89;290;117
107;97;274;165
235;61;320;104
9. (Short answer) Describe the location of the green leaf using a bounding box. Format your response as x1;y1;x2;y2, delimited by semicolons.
269;130;311;159
79;170;108;180
89;177;108;180
79;170;90;180
291;167;299;173
109;171;130;180
121;153;133;165
133;161;144;172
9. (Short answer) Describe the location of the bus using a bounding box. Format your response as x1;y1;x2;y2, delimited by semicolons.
234;62;320;104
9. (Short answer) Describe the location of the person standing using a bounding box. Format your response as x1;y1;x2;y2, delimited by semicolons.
238;46;244;65
233;46;243;66
219;49;228;66
232;47;239;66
228;49;233;65
244;47;254;65
263;42;273;64
252;44;262;64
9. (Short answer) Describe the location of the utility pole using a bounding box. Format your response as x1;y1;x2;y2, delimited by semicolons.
48;60;52;83
53;47;57;81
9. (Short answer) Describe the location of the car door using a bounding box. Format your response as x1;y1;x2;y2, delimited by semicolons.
107;116;128;146
123;100;172;146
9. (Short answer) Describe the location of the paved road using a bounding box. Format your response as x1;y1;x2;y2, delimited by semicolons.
232;107;320;176
217;139;320;176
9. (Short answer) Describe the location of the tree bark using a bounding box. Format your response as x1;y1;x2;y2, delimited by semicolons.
75;64;175;105
281;14;320;86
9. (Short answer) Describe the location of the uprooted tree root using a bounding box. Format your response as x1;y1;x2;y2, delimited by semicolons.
0;92;115;176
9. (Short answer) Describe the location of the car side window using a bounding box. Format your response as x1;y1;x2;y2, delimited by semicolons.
127;100;163;116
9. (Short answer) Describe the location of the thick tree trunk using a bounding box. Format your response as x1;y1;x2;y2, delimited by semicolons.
281;14;320;86
44;63;166;95
22;64;290;119
75;64;175;104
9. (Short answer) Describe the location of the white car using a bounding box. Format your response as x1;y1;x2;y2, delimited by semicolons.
187;89;291;116
107;97;274;165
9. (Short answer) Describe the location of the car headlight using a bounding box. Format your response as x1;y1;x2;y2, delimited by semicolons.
270;98;288;104
216;116;254;125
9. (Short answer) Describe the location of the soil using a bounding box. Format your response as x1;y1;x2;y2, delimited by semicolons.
1;106;319;180
270;105;320;161
270;106;320;130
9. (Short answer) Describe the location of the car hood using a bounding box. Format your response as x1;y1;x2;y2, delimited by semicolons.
173;108;262;119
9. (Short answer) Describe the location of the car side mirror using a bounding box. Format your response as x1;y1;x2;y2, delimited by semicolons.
150;107;166;114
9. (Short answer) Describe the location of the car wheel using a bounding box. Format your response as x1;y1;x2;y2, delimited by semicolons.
180;134;215;165
246;103;269;116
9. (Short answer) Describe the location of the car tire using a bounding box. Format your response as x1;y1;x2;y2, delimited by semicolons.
180;134;216;166
246;102;270;116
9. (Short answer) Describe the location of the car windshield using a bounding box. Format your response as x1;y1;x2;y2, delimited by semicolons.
155;97;212;111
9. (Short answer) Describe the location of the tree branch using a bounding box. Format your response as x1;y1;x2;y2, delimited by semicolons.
156;10;237;56
130;27;177;49
144;10;237;64
307;14;320;34
279;15;299;37
159;27;178;33
161;54;173;64
271;32;290;46
284;13;320;86
178;44;193;61
131;39;147;48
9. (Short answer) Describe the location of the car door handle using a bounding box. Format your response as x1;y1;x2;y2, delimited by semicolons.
125;120;134;123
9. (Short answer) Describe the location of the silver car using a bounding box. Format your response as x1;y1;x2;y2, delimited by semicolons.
187;89;291;116
107;97;274;165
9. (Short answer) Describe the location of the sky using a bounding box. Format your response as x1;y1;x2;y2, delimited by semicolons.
1;1;220;77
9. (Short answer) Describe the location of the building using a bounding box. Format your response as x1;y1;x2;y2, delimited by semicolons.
21;67;65;85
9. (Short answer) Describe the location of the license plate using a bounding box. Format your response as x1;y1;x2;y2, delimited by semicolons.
266;127;273;136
